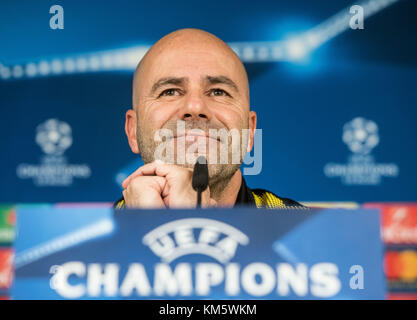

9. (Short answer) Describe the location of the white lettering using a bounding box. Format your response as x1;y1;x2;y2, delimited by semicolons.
310;263;341;297
277;263;308;296
195;263;224;295
241;263;275;296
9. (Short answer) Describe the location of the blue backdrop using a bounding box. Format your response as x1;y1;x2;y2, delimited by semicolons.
1;0;416;203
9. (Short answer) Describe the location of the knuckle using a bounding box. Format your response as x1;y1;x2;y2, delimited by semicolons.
129;175;159;190
127;176;145;190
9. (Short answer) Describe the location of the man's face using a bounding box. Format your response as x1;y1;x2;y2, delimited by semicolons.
132;39;255;183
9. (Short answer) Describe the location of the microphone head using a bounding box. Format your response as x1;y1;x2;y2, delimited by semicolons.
192;156;209;192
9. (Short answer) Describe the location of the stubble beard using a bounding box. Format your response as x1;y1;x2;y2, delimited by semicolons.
136;122;247;199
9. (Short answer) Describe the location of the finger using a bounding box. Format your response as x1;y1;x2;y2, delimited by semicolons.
122;167;143;189
137;162;160;176
124;176;167;208
126;174;167;194
153;162;193;181
122;162;161;189
136;160;168;177
124;162;181;183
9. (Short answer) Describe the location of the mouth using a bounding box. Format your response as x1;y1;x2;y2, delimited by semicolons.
174;132;221;142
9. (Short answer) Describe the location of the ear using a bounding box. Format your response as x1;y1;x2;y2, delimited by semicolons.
125;109;140;154
247;110;257;153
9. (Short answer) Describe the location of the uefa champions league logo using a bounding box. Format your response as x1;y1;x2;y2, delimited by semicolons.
16;118;91;186
324;117;398;186
342;117;379;155
35;118;72;156
142;218;249;263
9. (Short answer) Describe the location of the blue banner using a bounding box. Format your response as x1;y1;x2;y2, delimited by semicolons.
12;207;385;299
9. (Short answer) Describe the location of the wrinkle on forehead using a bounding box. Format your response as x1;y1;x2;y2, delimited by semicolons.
132;28;249;110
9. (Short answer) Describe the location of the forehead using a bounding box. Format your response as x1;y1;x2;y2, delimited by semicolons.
139;44;246;89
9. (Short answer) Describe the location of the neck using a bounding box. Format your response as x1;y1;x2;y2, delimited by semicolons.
209;170;242;207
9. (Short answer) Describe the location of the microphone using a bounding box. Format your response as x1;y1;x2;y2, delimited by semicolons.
192;156;209;208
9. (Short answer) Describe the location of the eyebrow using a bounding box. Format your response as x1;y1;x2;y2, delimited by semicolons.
150;77;187;95
205;75;239;93
150;75;239;95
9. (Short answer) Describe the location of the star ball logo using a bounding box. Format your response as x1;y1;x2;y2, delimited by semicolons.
342;117;379;155
16;118;91;186
35;118;72;156
324;117;399;185
49;218;343;299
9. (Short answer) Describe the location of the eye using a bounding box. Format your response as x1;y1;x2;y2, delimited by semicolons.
209;88;231;97
158;88;181;97
210;88;230;97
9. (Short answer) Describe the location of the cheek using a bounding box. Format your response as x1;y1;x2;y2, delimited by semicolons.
212;106;248;130
140;102;178;132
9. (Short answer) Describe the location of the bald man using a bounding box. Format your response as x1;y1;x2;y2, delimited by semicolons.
115;28;303;209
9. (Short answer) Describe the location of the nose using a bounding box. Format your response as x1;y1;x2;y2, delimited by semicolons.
179;92;212;121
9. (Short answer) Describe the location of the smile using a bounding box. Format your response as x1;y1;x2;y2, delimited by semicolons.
174;132;221;142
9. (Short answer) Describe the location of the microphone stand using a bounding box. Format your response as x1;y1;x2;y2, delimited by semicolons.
197;190;202;207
